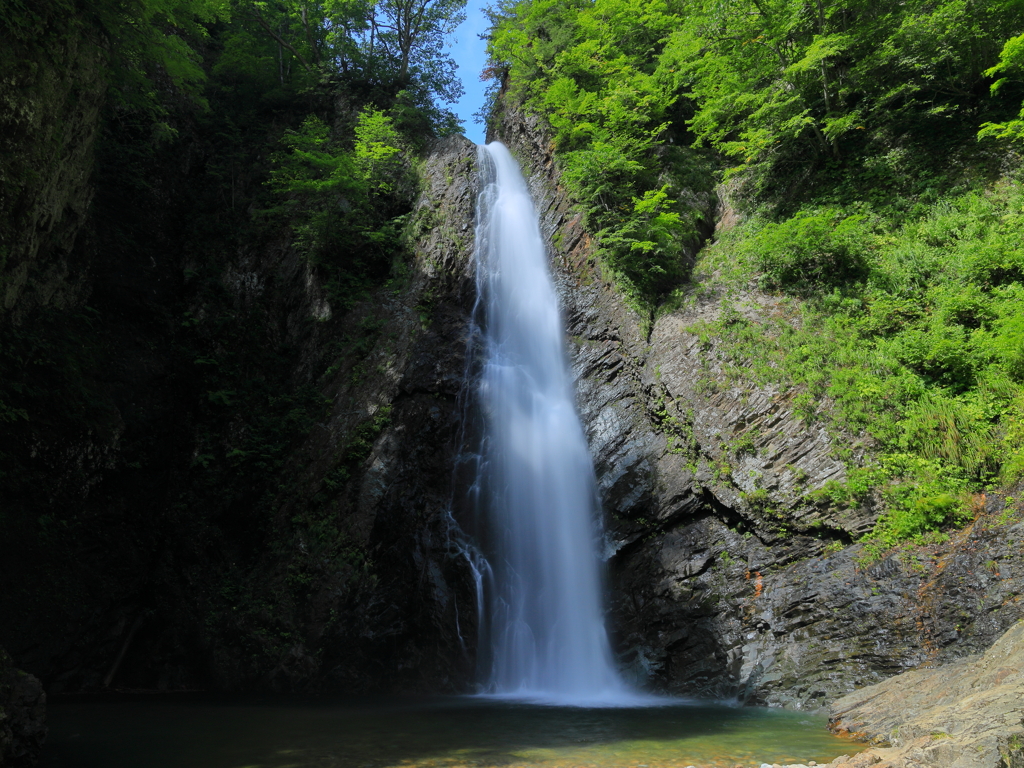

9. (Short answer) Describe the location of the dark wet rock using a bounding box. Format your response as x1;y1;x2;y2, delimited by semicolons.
491;100;1024;709
0;647;46;767
179;133;484;693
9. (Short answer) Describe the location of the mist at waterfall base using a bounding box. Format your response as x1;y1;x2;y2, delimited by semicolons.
468;142;633;706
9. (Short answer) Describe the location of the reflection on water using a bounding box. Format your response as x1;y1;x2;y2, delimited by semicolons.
43;694;862;768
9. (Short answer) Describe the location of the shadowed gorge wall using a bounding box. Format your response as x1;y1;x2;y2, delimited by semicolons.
0;19;484;691
0;8;106;321
2;14;1024;764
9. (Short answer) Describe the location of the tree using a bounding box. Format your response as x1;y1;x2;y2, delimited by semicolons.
979;32;1024;143
670;0;1024;187
365;0;466;102
227;0;466;109
228;0;373;79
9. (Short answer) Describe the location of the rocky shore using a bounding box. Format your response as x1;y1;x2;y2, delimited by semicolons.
827;619;1024;768
673;621;1024;768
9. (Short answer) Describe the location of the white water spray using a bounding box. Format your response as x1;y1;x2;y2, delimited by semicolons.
471;142;630;705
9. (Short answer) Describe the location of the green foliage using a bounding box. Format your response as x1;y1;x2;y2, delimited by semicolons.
878;493;962;545
691;177;1024;550
485;0;1024;304
266;107;415;305
344;405;392;465
487;0;715;305
1000;395;1024;485
2;0;229;99
598;186;692;299
353;108;406;194
980;33;1024;142
672;0;1024;194
740;210;872;291
370;0;466;104
95;0;230;117
222;0;466;131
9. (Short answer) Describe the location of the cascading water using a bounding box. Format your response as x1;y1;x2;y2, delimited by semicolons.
470;142;629;704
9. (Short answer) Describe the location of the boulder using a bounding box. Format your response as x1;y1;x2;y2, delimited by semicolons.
829;620;1024;768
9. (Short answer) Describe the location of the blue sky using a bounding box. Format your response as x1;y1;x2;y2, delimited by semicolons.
447;0;491;144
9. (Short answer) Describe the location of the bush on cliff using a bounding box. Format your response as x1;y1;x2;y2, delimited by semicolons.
685;178;1024;550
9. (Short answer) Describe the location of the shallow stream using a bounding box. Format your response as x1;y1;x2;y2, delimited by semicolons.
43;695;863;768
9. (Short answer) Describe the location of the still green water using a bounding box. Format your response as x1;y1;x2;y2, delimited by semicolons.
43;695;862;768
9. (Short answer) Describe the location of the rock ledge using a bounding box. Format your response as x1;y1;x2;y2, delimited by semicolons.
828;619;1024;768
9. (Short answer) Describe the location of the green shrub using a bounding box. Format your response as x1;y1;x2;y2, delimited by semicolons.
1000;396;1024;485
893;323;976;389
874;492;963;547
745;210;872;291
687;177;1024;551
265;108;414;306
898;394;996;479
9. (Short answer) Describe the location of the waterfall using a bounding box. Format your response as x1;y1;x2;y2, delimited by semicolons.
470;142;629;704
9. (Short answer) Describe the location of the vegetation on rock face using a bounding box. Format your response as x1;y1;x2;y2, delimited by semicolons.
486;0;716;305
264;107;416;307
3;0;1023;697
485;0;1024;552
689;189;1024;555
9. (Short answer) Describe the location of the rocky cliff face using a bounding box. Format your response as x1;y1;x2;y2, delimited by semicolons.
491;100;1024;709
181;133;483;693
3;55;1022;715
0;19;106;321
0;118;482;695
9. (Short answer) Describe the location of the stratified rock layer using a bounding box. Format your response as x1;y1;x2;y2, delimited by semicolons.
491;100;1024;708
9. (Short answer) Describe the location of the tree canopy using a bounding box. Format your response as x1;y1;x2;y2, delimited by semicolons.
222;0;465;107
